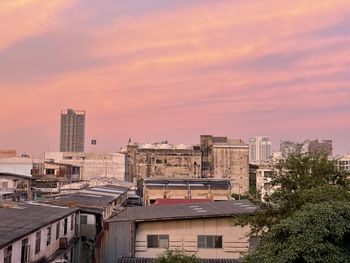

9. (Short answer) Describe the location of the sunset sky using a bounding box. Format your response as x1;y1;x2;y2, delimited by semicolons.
1;0;350;156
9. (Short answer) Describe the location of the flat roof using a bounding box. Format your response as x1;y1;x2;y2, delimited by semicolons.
0;203;78;249
0;172;32;179
144;179;231;188
107;200;256;223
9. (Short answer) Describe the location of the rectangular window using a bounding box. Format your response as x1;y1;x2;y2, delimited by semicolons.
45;169;55;175
35;231;41;255
71;215;74;230
197;235;222;248
147;235;169;248
56;222;60;240
21;238;29;263
80;215;88;225
64;218;68;235
4;245;12;263
47;226;52;246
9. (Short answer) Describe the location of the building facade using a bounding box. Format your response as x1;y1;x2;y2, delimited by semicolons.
249;137;272;163
143;179;231;205
60;109;86;152
280;141;297;158
308;139;332;156
0;204;78;263
102;200;257;263
45;152;126;181
125;142;201;181
332;155;350;172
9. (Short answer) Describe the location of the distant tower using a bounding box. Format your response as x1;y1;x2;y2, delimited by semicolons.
60;109;86;152
249;136;272;162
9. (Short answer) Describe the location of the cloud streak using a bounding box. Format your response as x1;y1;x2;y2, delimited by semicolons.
1;0;350;155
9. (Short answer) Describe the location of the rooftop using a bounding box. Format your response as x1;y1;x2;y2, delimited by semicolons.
0;172;32;180
43;185;129;212
0;203;78;249
107;200;256;223
144;179;231;189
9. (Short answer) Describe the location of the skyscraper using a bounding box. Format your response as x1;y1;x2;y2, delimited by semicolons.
60;109;85;152
249;136;272;163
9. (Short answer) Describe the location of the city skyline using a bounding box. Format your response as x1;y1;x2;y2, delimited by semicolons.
1;1;350;156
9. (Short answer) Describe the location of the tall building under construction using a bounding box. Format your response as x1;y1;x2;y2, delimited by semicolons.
60;109;85;152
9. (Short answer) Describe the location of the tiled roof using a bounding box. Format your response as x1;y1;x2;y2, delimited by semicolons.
107;200;256;223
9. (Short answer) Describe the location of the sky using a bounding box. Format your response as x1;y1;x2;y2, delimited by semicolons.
1;0;350;156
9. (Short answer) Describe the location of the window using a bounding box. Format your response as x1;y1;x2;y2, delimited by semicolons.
80;215;88;225
4;245;12;263
64;218;68;235
197;235;222;248
21;238;29;263
45;169;55;175
56;222;60;240
47;226;52;246
147;235;169;248
71;215;74;230
35;231;41;255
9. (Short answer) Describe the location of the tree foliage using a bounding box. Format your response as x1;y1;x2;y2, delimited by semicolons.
242;201;350;263
155;250;200;263
236;150;350;235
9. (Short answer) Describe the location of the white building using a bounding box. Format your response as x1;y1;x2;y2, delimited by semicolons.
45;152;126;181
332;155;350;172
0;157;34;177
256;167;275;201
249;137;272;164
0;203;78;263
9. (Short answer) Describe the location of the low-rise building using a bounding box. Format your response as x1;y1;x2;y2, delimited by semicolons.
101;200;257;263
0;172;33;201
0;150;16;159
332;155;350;172
255;166;274;201
0;157;34;177
44;152;126;181
0;203;79;263
43;185;129;263
143;179;232;205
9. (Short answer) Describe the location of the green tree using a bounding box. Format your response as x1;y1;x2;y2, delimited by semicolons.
242;201;350;263
236;150;350;235
155;250;200;263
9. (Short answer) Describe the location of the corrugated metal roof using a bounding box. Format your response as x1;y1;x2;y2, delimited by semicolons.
107;200;256;223
0;203;78;249
116;257;239;263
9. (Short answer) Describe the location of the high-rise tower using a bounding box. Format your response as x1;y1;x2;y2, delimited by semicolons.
60;109;85;152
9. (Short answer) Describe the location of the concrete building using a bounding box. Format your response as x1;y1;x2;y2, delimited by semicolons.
45;152;126;181
0;172;33;201
124;142;201;181
308;139;333;156
249;137;272;163
0;203;79;263
60;109;86;152
143;179;231;205
332;155;350;172
0;157;34;177
200;136;249;194
101;200;257;263
43;185;128;263
280;141;297;158
255;166;274;201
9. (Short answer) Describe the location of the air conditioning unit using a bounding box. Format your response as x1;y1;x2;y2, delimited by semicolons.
59;238;68;249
